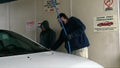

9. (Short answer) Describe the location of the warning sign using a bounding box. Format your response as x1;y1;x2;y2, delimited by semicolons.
94;15;118;32
104;0;113;11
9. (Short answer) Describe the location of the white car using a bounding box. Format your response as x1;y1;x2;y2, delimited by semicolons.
0;29;104;68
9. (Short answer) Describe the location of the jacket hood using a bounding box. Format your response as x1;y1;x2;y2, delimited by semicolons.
41;20;49;29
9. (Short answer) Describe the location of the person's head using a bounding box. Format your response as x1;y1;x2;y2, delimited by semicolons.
57;13;69;24
40;20;49;31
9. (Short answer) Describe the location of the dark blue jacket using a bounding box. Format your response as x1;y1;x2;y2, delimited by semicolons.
52;17;90;52
40;21;56;49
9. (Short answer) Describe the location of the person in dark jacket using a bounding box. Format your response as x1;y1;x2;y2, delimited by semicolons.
40;20;56;49
51;13;90;58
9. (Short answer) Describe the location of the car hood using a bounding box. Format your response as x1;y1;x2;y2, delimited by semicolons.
0;51;104;68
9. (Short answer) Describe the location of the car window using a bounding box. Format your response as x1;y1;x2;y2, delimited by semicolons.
0;30;49;57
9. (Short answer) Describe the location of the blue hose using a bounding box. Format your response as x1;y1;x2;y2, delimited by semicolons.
51;0;71;54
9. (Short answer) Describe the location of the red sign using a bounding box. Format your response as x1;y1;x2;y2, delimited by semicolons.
97;21;113;27
104;0;113;8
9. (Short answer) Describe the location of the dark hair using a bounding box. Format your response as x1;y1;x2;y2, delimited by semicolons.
57;13;69;20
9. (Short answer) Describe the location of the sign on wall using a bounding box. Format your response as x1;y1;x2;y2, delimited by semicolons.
94;15;118;32
26;21;35;32
104;0;114;11
43;0;60;12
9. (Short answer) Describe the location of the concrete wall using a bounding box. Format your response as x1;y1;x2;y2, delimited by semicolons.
0;0;43;41
72;0;120;68
0;4;9;30
9;0;36;40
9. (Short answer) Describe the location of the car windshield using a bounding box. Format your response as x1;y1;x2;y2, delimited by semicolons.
0;30;49;57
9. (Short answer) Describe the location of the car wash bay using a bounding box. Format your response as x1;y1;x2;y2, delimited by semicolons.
0;0;120;68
